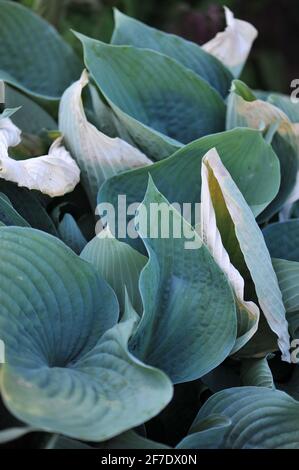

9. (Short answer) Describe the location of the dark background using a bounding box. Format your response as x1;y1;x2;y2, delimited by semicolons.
19;0;299;94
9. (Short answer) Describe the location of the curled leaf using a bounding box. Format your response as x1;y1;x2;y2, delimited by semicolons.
59;69;151;207
202;7;257;78
0;135;80;197
201;148;259;353
0;117;21;148
201;148;290;361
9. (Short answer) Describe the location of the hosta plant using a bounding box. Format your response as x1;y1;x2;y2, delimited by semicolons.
0;0;299;450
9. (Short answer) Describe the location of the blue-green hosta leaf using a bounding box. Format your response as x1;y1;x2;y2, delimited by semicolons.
77;415;232;450
111;9;233;98
96;430;170;450
59;70;151;208
227;80;298;220
202;363;241;393
278;367;299;401
0;227;172;441
177;415;231;449
0;192;30;227
47;435;93;449
0;107;20;121
99;128;280;252
88;84;135;143
272;258;299;341
0;1;81;100
202;7;257;78
263;220;299;262
0;180;58;236
268;94;299;123
81;227;147;315
57;213;87;255
193;387;299;448
129;179;237;383
234;313;279;359
77;34;226;160
201;149;290;361
240;358;275;388
6;85;56;134
266;94;299;216
0;427;37;444
49;430;170;449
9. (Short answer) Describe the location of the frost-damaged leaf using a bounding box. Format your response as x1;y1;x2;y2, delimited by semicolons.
193;387;299;448
201;148;259;353
227;80;298;220
0;0;81;99
99;128;280;253
111;9;233;98
129;178;237;383
59;70;151;208
0;227;172;441
240;358;275;388
0;117;21;149
81;227;147;315
77;33;226;160
202;149;290;361
202;7;257;78
0;135;80;197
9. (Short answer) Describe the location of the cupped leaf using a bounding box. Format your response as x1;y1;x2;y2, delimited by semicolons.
263;219;299;262
129;178;237;383
0;0;81;99
81;227;147;315
201;148;290;361
99;128;280;252
111;9;233;98
202;7;257;78
0;227;172;441
193;387;299;448
59;70;151;208
77;33;226;159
